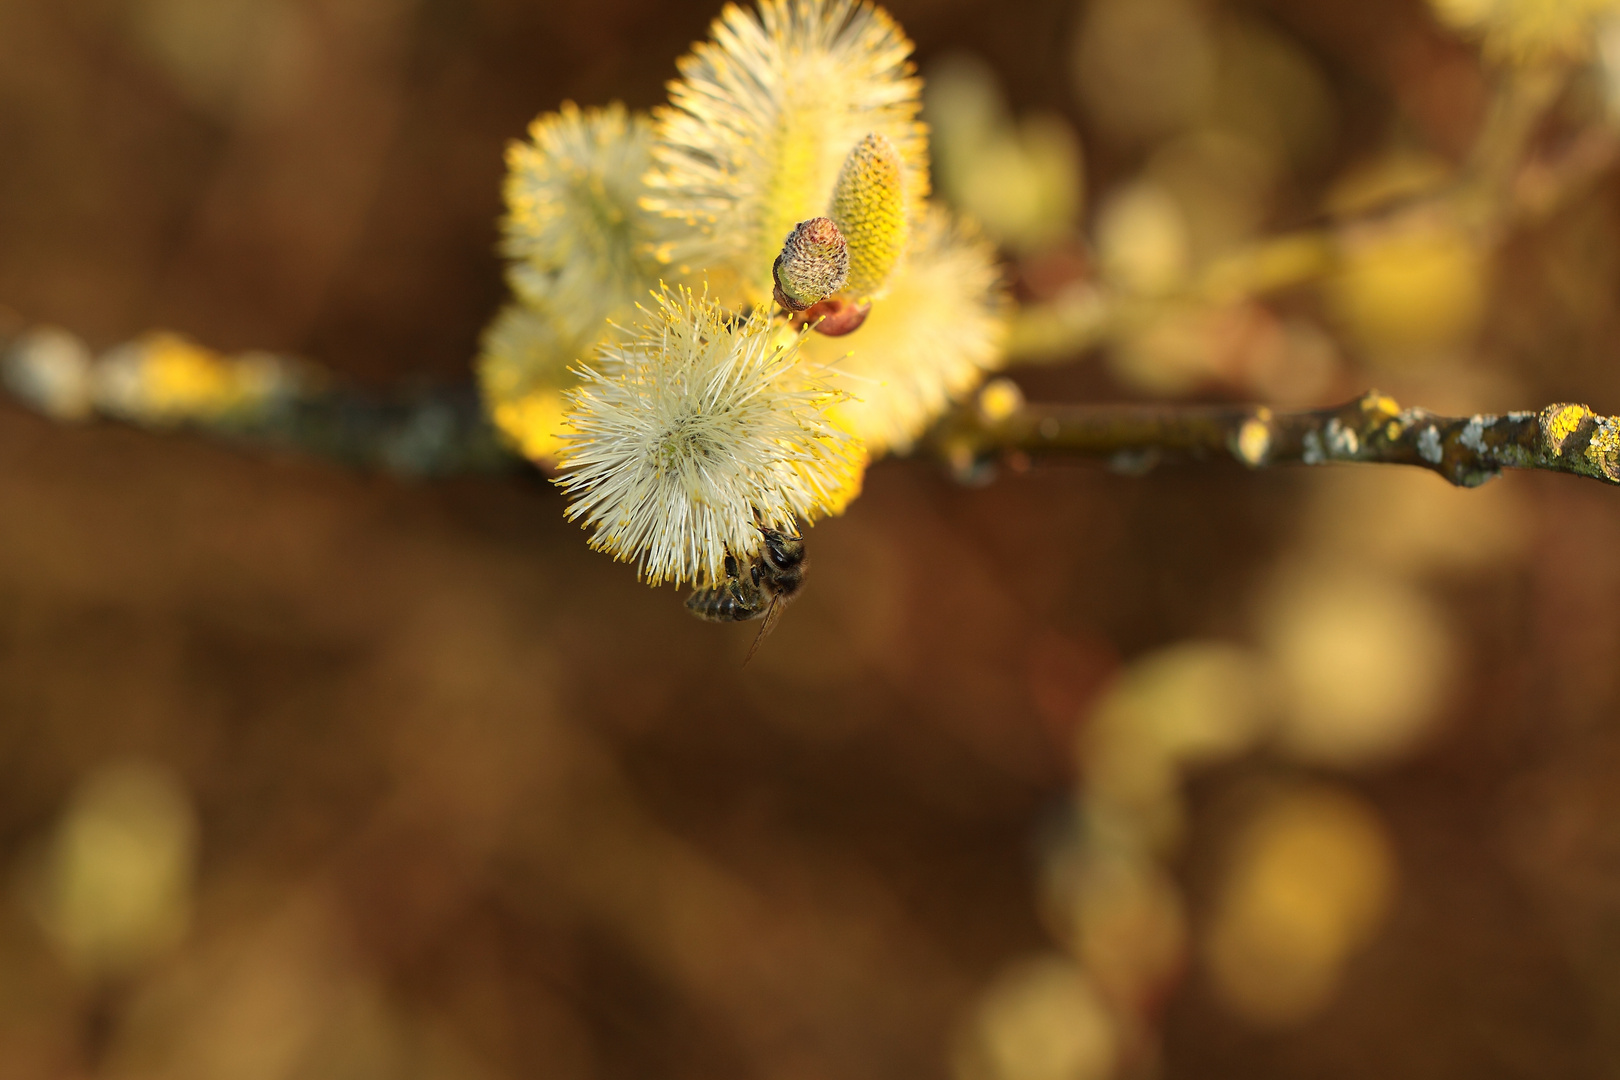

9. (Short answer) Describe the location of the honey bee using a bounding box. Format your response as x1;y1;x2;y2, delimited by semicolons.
685;525;806;661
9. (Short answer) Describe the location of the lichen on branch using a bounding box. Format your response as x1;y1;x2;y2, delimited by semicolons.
936;387;1620;488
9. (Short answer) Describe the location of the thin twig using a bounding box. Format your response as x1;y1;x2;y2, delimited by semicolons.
933;389;1620;488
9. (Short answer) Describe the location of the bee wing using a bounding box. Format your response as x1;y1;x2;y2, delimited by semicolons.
742;593;786;667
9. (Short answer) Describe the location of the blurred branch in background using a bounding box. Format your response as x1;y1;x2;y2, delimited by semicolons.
1003;75;1620;370
0;323;509;476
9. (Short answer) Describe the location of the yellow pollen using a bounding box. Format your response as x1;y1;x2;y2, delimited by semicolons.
831;133;908;299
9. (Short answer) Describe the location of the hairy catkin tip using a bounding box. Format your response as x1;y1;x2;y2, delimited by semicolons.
831;133;907;300
773;217;849;312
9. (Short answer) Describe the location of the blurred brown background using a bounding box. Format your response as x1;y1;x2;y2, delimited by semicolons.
3;0;1620;1077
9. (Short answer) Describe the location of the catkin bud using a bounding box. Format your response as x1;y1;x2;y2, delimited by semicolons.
830;133;907;300
772;217;850;312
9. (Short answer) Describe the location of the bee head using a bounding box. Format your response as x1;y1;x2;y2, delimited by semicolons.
757;526;805;571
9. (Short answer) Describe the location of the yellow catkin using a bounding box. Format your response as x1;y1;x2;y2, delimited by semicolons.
1429;0;1620;63
830;133;908;299
492;390;568;464
643;0;930;309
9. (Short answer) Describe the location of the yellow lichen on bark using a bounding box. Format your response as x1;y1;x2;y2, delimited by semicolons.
1541;403;1591;451
1584;417;1620;480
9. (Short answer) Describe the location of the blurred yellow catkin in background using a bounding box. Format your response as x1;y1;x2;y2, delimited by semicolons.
1258;563;1457;767
28;760;197;981
1205;785;1396;1026
925;55;1084;252
954;954;1119;1080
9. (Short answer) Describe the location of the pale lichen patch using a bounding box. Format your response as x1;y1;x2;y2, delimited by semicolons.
1417;425;1443;465
1458;416;1487;454
1324;418;1359;457
1302;430;1326;466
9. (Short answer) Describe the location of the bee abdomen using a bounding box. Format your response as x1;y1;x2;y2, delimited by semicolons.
685;586;765;622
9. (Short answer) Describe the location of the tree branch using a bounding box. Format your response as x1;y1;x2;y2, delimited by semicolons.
257;386;515;476
932;388;1620;488
7;315;1617;491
